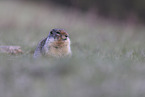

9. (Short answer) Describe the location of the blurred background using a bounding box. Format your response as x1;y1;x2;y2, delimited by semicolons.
0;0;145;97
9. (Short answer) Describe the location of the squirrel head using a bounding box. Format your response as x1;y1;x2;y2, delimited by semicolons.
48;29;69;41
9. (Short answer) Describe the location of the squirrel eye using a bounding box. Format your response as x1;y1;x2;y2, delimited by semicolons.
50;31;53;34
56;32;60;34
65;35;68;37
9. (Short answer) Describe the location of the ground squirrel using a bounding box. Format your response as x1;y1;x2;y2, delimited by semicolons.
33;29;71;58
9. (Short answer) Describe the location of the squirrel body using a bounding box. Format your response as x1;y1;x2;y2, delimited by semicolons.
33;29;71;58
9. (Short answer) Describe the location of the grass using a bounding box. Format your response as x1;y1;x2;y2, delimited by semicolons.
0;1;145;97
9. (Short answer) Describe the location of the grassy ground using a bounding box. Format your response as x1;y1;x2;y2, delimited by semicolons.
0;1;145;97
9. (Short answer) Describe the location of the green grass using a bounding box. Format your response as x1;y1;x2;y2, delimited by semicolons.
0;1;145;97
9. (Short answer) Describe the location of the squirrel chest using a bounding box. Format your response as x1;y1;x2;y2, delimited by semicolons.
43;39;71;57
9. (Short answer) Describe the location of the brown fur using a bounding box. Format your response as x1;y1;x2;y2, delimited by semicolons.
33;29;71;58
